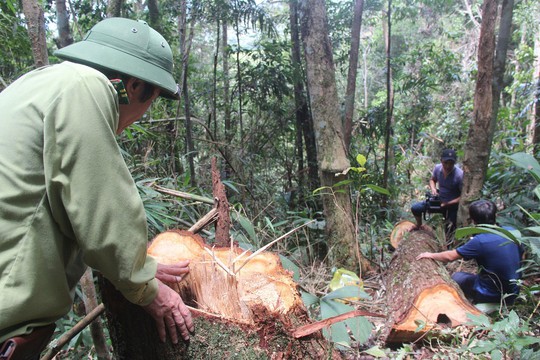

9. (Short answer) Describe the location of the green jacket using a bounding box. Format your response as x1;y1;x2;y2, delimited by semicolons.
0;62;158;342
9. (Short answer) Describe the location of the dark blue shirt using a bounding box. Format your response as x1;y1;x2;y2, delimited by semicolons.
432;163;463;203
456;228;523;298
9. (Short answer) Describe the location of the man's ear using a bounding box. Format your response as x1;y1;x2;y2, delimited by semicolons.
124;77;145;103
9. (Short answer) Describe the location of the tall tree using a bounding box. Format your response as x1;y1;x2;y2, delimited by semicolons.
489;0;514;152
178;0;197;186
382;0;394;209
458;0;498;225
107;0;124;17
532;20;540;155
55;0;73;48
21;0;48;67
289;0;319;196
343;0;365;152
298;0;368;272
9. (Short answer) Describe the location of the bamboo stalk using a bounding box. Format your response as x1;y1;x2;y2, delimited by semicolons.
40;304;106;360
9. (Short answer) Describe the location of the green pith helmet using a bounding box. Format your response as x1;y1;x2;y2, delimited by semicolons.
54;17;179;99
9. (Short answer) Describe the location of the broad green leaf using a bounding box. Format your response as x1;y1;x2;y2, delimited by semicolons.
333;179;354;188
364;184;390;196
356;154;367;167
322;285;370;301
320;300;352;346
364;346;387;357
301;291;320;308
279;255;300;281
466;313;491;328
470;340;497;354
506;153;540;182
490;349;503;360
455;225;520;243
345;315;372;344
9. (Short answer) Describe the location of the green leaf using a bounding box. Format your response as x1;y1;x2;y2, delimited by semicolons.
470;340;497;354
363;346;387;357
235;214;258;243
333;179;353;188
466;313;492;328
301;291;320;308
490;349;503;360
455;225;520;243
356;154;367;167
345;315;372;344
322;285;370;301
279;255;300;281
364;184;390;196
320;300;353;346
506;153;540;182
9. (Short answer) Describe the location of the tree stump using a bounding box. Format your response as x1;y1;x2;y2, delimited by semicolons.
99;230;341;359
383;228;481;344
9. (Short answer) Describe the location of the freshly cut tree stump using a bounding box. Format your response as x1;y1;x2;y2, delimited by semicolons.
100;230;342;359
383;229;481;344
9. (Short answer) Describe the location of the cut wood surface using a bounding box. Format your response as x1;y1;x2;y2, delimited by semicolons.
147;230;303;321
383;228;481;344
389;220;417;249
100;230;342;359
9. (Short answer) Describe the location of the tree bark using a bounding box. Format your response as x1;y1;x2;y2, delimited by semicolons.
343;0;365;152
458;0;498;226
100;230;341;359
21;0;48;67
106;0;124;18
383;229;481;344
489;0;514;154
382;0;394;210
55;0;73;48
532;22;540;155
298;0;368;273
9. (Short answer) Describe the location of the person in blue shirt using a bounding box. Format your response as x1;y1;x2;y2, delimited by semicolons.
416;199;523;305
411;149;463;233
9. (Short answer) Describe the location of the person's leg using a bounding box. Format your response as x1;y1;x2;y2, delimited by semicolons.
411;201;428;228
452;272;477;300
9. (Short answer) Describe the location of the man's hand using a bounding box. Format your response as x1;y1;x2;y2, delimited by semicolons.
143;280;194;343
156;261;190;284
416;252;434;260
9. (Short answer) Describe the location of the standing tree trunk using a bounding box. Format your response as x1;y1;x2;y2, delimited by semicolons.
55;0;73;48
21;0;48;67
343;0;365;152
147;0;160;32
532;22;540;155
289;0;320;199
382;0;394;210
178;0;197;187
298;0;368;273
458;0;498;226
107;0;124;18
222;15;233;181
489;0;514;153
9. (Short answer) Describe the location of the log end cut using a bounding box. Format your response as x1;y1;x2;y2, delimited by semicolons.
386;284;482;343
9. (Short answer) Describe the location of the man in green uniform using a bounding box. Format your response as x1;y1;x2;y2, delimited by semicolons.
0;18;193;357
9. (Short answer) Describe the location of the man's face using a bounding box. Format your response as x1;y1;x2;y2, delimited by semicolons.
117;78;160;134
442;159;455;172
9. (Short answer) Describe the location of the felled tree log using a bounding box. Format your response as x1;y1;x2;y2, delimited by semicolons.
383;229;481;344
100;230;342;359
